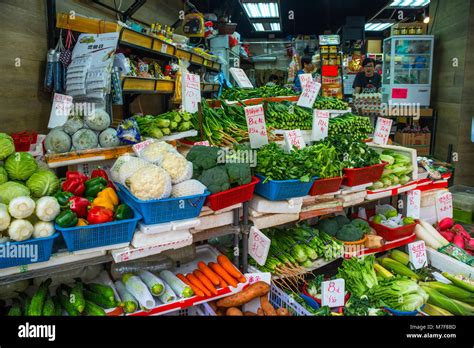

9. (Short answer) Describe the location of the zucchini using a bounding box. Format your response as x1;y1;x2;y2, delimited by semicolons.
56;286;79;316
84;300;106;316
70;280;86;313
122;273;155;310
52;296;62;316
114;280;138;314
28;278;52;316
160;270;193;298
8;299;22;316
42;295;55;316
83;289;116;309
158;282;176;304
85;283;115;303
137;270;165;296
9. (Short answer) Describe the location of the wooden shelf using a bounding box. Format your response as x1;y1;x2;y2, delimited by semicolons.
56;13;120;34
122;76;175;94
45;146;134;168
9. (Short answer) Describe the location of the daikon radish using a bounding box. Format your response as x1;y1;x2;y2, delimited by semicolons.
419;220;449;247
414;224;442;249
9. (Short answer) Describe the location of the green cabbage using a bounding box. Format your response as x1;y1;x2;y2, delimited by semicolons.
0;166;8;185
26;169;60;198
0;133;15;160
5;152;38;181
0;182;30;204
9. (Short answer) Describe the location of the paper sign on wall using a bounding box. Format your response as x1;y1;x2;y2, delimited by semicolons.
298;73;313;90
406;190;421;219
249;226;271;266
182;73;201;113
245;104;268;149
373;117;393;145
230;67;253;88
321;279;345;308
242;272;272;313
312;110;330;141
48;93;74;129
436;191;453;222
408;240;428;269
297;80;321;108
284;129;306;152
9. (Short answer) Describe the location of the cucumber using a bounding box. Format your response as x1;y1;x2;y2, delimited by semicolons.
84;300;106;316
52;296;62;316
28;278;52;316
42;295;55;316
86;283;115;302
70;280;86;313
7;300;22;316
56;286;79;316
19;293;31;316
83;289;116;309
114;280;138;314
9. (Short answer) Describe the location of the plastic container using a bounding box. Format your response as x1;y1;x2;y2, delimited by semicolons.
309;176;343;196
205;176;259;211
11;131;38;152
449;185;474;224
0;233;59;269
116;183;209;225
342;162;387;187
254;174;317;201
268;284;312;316
369;220;417;241
55;196;141;252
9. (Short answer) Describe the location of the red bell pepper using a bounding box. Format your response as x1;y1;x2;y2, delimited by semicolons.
67;196;91;218
91;167;109;181
107;180;116;189
62;178;86;196
87;206;114;225
66;171;88;182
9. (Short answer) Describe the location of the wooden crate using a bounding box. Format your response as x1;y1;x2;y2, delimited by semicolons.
56;13;120;34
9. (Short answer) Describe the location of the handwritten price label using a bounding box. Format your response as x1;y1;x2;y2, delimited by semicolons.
48;93;74;128
248;226;271;266
230;67;253;88
321;279;345;308
436;191;453;222
245;104;268;149
408;241;428;270
312;110;330;141
194;141;210;146
298;73;313;91
182;73;201;113
406;190;421;219
373;117;393;145
297;80;321;108
284;129;306;153
132;139;154;154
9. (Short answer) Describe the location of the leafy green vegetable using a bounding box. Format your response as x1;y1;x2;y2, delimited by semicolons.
225;163;252;186
336;224;364;242
0;166;8;185
317;218;339;237
307;274;324;298
343;295;388;316
0;133;15;160
324;135;381;169
5;152;38;181
26;169;60;198
334;215;350;228
0;182;30;204
337;255;378;298
351;219;371;234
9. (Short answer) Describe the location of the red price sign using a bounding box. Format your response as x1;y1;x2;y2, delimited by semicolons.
245;104;268;149
248;227;271;266
373;117;393;145
436;191;453;222
182;73;201;113
312;110;329;141
321;279;345;308
408;241;427;269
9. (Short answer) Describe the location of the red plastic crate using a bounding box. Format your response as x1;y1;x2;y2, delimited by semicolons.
205;176;259;211
309;176;344;196
342;162;387;187
11;131;38;152
359;209;418;242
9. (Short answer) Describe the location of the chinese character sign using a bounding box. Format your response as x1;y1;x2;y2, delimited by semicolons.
298;73;313;91
406;190;421;219
245;104;268;149
321;279;345;308
284;129;306;152
182;73;201;113
230;68;253;88
436;191;453;222
297;80;321;108
408;241;427;269
48;93;74;128
312;110;330;141
373;117;393;145
248;227;271;266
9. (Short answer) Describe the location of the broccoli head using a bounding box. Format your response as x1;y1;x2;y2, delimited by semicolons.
351;218;370;234
336;224;364;242
186;146;220;171
317;218;339;237
225;163;252;186
335;215;351;228
198;166;230;194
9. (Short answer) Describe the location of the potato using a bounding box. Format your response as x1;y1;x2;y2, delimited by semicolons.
226;307;243;316
276;307;290;316
216;281;270;308
257;307;264;316
243;311;257;316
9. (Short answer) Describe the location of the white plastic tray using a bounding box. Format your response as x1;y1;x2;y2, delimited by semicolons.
138;218;200;235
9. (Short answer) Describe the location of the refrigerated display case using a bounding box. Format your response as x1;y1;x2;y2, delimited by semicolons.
382;35;434;106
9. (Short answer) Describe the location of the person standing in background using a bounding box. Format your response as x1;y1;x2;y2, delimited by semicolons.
353;58;382;94
294;56;315;92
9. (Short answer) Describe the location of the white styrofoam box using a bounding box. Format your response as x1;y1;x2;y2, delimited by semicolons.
426;247;473;278
193;211;235;232
369;143;418;181
249;208;264;218
421;188;443;207
340;183;372;194
250;213;300;229
72;242;130;255
201;203;242;215
131;229;192;248
138;218;200;235
420;205;437;225
343;198;365;208
338;190;367;203
249;195;303;214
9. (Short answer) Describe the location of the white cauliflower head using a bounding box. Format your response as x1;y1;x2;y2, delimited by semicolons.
128;164;172;200
161;152;193;184
139;141;178;165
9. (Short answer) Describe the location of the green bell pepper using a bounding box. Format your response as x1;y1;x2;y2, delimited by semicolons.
55;210;78;228
114;204;133;221
84;177;107;198
55;191;74;208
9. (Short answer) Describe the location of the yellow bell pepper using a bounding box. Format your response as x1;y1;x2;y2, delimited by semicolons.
92;187;119;211
76;218;89;226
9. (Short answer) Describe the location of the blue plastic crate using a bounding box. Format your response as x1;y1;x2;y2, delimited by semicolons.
116;183;210;225
55;198;141;252
254;174;317;201
0;233;59;269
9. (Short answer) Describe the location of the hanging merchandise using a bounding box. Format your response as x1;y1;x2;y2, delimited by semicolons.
59;30;75;68
182;13;205;38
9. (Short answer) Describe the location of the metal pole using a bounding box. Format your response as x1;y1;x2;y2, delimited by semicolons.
242;201;249;272
46;0;57;50
232;207;240;268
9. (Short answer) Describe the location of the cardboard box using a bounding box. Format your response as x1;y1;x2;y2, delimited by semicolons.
395;132;431;146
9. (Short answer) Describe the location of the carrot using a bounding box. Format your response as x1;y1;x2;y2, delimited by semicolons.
238;275;247;283
197;261;220;286
209;262;238;288
186;273;211;297
194;270;218;295
217;255;245;280
177;273;204;297
215;273;228;289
